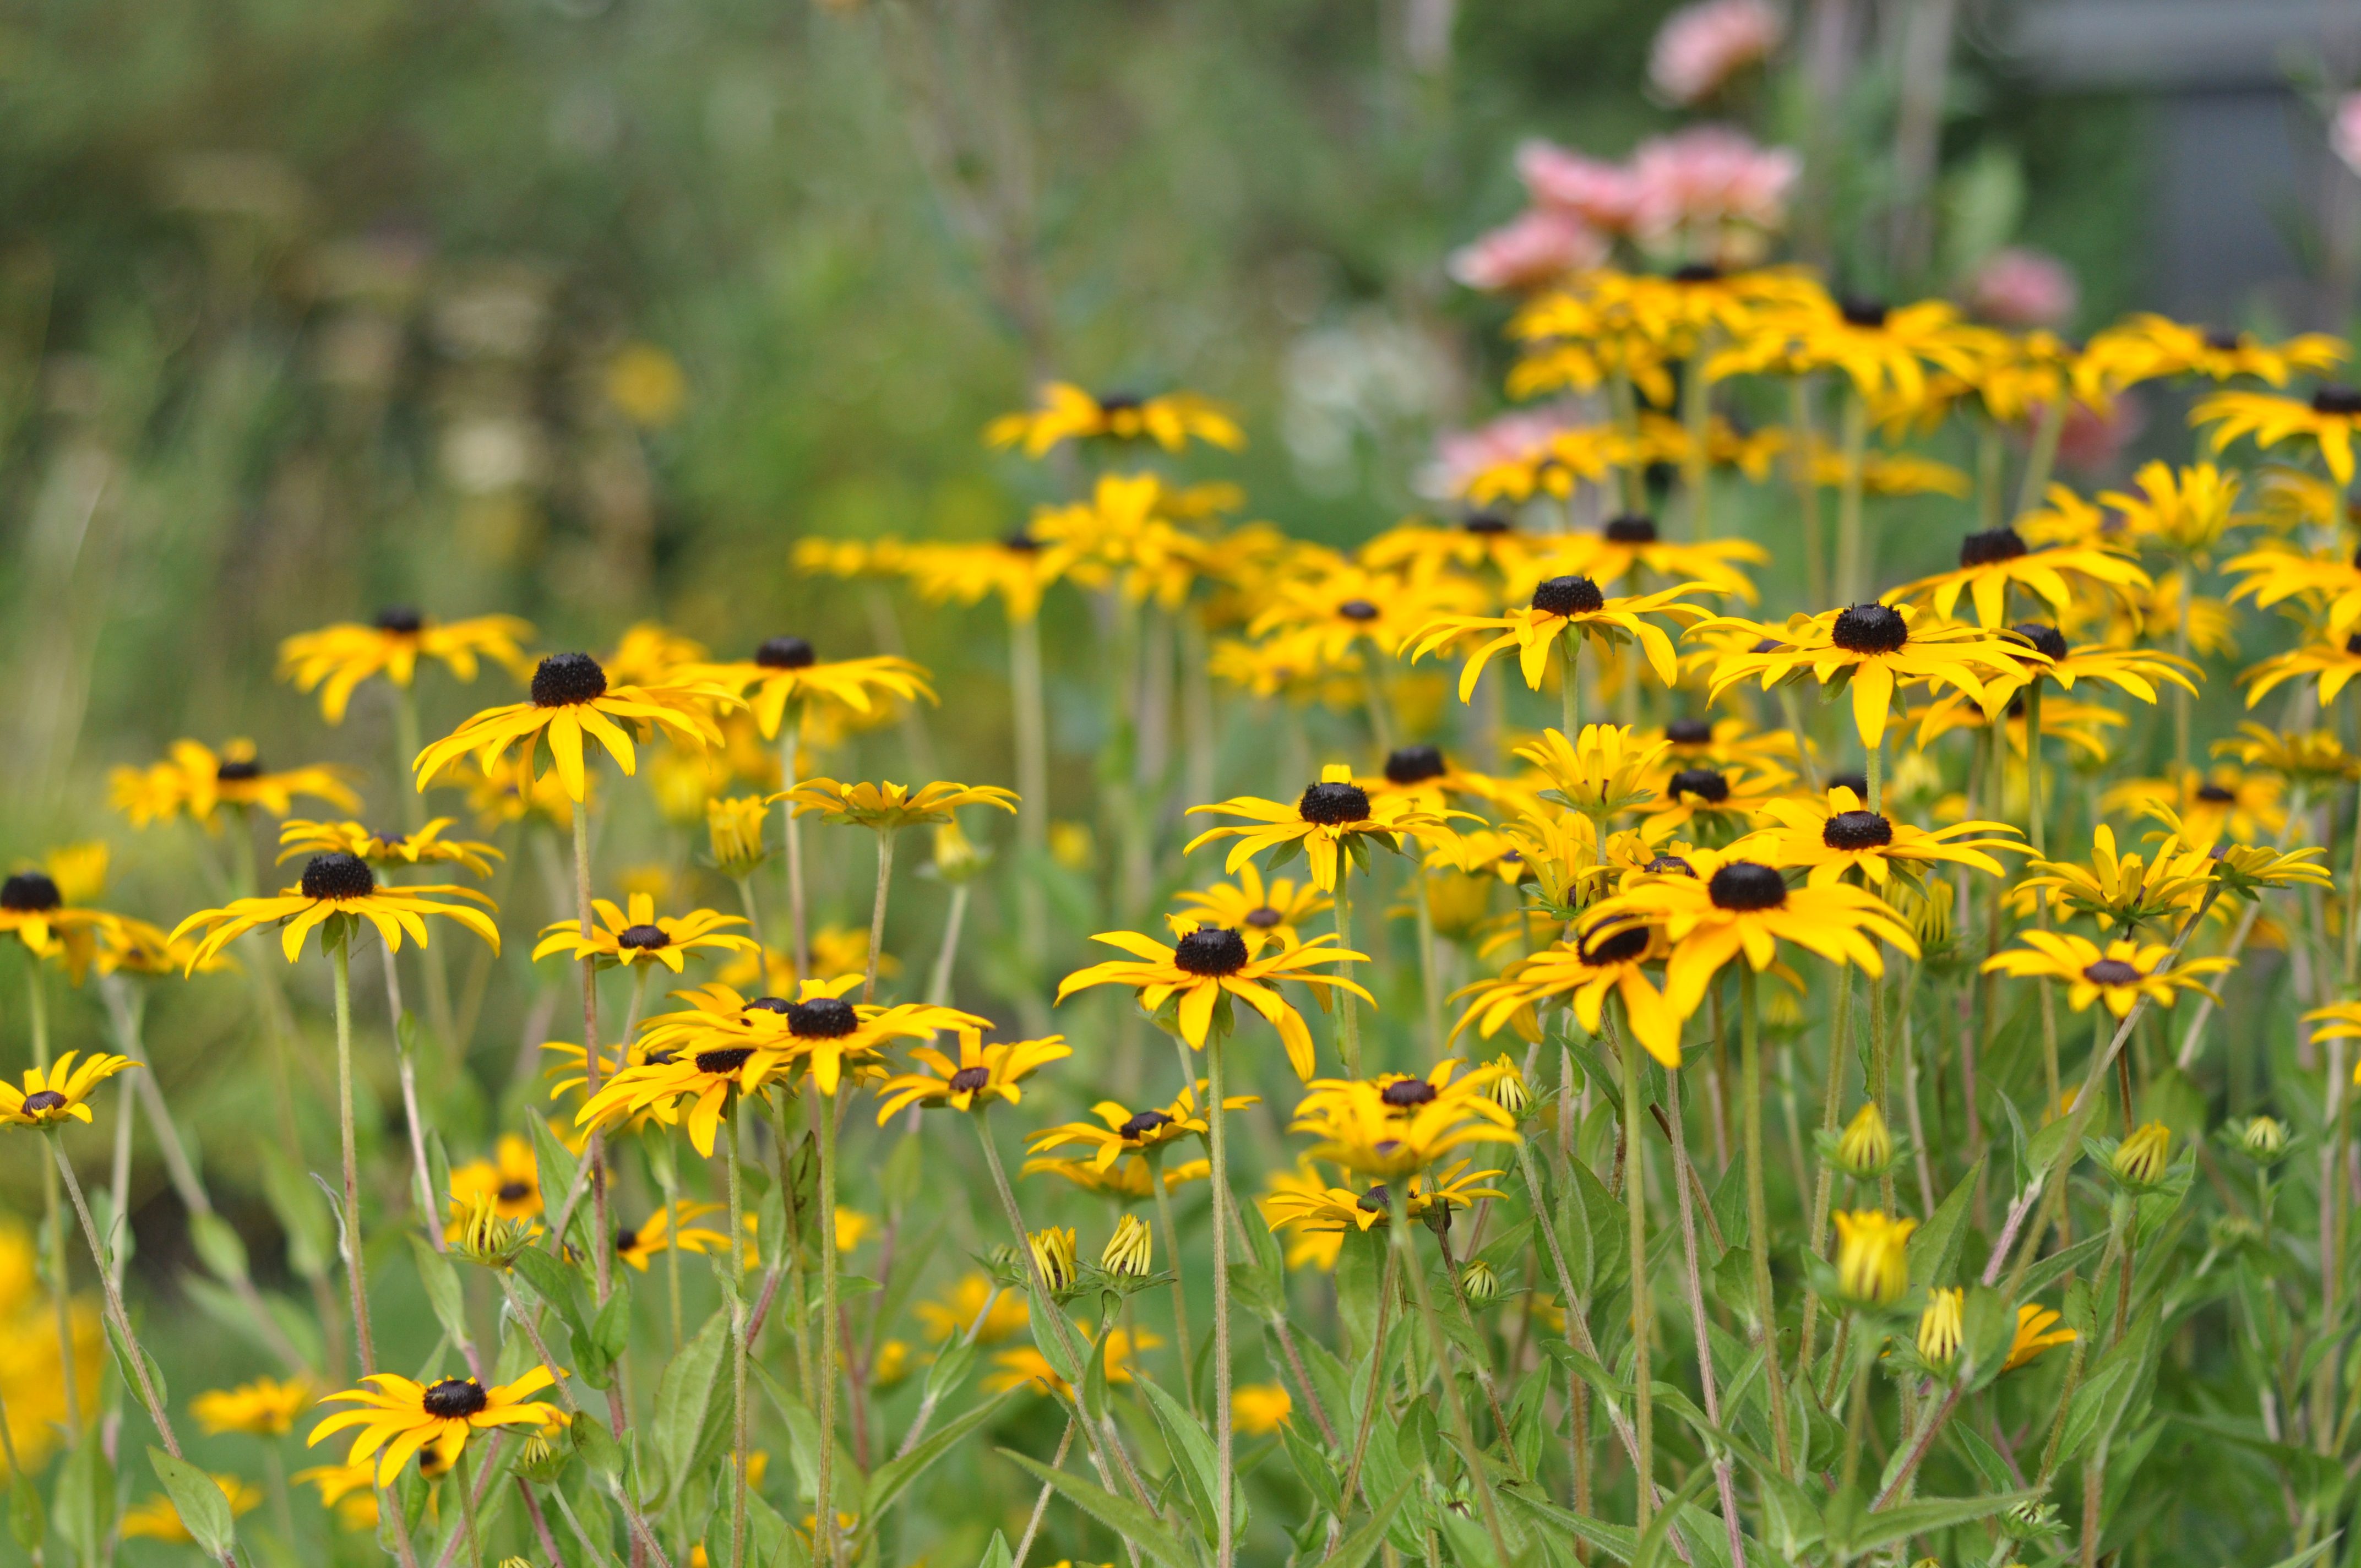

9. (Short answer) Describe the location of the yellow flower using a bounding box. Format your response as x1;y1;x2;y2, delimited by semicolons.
533;891;755;974
2082;313;2344;389
1259;1160;1504;1235
606;342;687;426
779;778;1020;840
1245;559;1492;679
2193;386;2361;483
1709;293;1987;410
1450;914;1681;1064
278;818;503;879
1634;760;1788;847
898;535;1073;624
0;861;126;982
1023;1080;1254;1174
1696;603;2042;750
872;1026;1071;1121
1403;577;1706;702
615;1203;745;1272
2113;1122;2173;1186
413;652;734;803
1173;862;1331;955
1187;763;1465;894
912;1273;1029;1344
1917;1287;1963;1366
446;1134;545;1228
985;382;1243;458
1101;1214;1155;1278
1836;1103;1892;1178
2002;1304;2076;1371
192;1376;313;1438
1982;930;2229;1017
1056;924;1370;1080
1029;1227;1079;1293
1027;473;1214;610
1882;525;2149;631
292;1458;380;1527
111;738;361;830
2011;824;2215;931
2101;461;2245;562
119;1474;263;1541
172;853;499;970
688;641;934;743
278;610;534;723
0;1052;137;1130
307;1369;559;1486
2216;723;2361;790
1738;784;2022;889
707;796;771;876
1287;1076;1519;1180
1831;1210;1916;1307
1515;724;1671;820
2241;1116;2290;1158
984;1326;1163;1398
2101;767;2283;849
1232;1383;1294;1436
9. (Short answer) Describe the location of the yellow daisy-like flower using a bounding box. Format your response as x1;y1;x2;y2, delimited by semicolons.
1022;1153;1212;1199
688;640;934;742
615;1203;748;1272
1057;924;1370;1080
2214;723;2361;785
306;1368;559;1487
1881;524;2149;630
1232;1383;1294;1436
1244;558;1491;678
91;916;233;981
412;651;733;803
601;623;711;685
2302;1004;2361;1082
2002;1303;2078;1371
1513;514;1767;602
278;609;534;723
575;1020;792;1153
0;1052;135;1130
1633;760;1788;847
1831;1210;1916;1307
2011;824;2215;932
1515;723;1672;820
1909;689;2127;763
278;818;502;878
776;777;1020;834
1450;912;1685;1060
1696;603;2043;749
445;1133;545;1227
1710;293;1987;410
1982;929;2230;1017
0;859;126;981
1260;1160;1505;1242
898;535;1072;624
1739;785;2022;889
1184;764;1463;893
1024;1080;1258;1172
171;853;499;969
1172;862;1330;955
2099;461;2244;563
2193;386;2361;483
110;738;362;831
1287;1076;1517;1180
871;1026;1072;1121
2099;767;2283;848
119;1475;263;1542
2082;313;2345;390
985;382;1243;458
291;1458;380;1527
984;1326;1163;1400
1583;846;1916;1017
2243;636;2361;707
533;891;755;974
1402;575;1706;702
1026;472;1216;611
1358;513;1547;584
192;1376;313;1438
1980;624;2200;712
1917;1287;1964;1366
2225;538;2361;643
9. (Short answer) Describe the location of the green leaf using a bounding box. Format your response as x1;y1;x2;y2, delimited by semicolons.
50;1427;110;1564
864;1391;1014;1521
102;1310;168;1413
573;1412;625;1484
1907;1155;1982;1288
925;1340;978;1403
526;1111;586;1248
1335;1226;1385;1360
1080;1320;1113;1421
575;1270;634;1385
189;1207;250;1283
1328;1480;1417;1568
1503;1487;1640;1562
975;1531;1014;1568
410;1235;472;1349
1138;1375;1221;1544
8;1467;43;1555
651;1307;732;1505
257;1141;331;1279
1633;1464;1715;1568
996;1449;1198;1568
1843;1490;2032;1554
1027;1303;1081;1389
1280;1418;1341;1517
149;1446;240;1558
2014;1233;2107;1304
512;1246;589;1342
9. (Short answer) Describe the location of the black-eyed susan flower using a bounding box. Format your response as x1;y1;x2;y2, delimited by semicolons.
1883;524;2148;630
192;1376;312;1438
0;1052;137;1130
1515;723;1672;820
2082;313;2345;389
1696;603;2042;750
171;852;500;968
110;739;361;831
1172;863;1330;955
1633;761;1787;846
614;1203;742;1272
1584;846;1914;1017
2102;767;2284;848
1026;473;1215;609
1983;930;2229;1017
2309;1004;2361;1082
776;777;1019;832
2215;723;2361;787
1287;1077;1519;1180
0;857;125;981
446;1133;543;1227
1517;513;1769;602
2225;539;2361;643
984;1326;1161;1399
91;916;230;981
706;795;771;878
871;1026;1071;1121
1245;559;1491;678
1831;1210;1916;1307
412;652;733;802
630;976;984;1107
2001;1304;2076;1371
688;641;934;743
291;1459;380;1531
1027;1226;1079;1294
1022;1153;1211;1199
1403;576;1706;703
1988;624;2201;711
1711;292;1988;410
1449;916;1683;1064
2011;825;2215;931
278;818;503;879
1056;925;1370;1080
1359;513;1546;582
1739;784;2022;888
1020;1079;1258;1169
2101;461;2246;564
2194;386;2361;483
897;536;1074;625
1259;1159;1505;1233
1186;765;1464;893
278;610;534;723
532;892;755;974
985;382;1243;458
306;1368;559;1485
119;1474;263;1542
2243;635;2361;708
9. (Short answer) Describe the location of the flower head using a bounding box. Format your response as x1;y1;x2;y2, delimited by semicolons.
0;1052;138;1130
1287;1074;1519;1180
615;1203;744;1272
1172;862;1330;955
2113;1122;2173;1188
2011;824;2214;931
1028;1227;1080;1294
2193;386;2361;482
1232;1383;1295;1436
278;818;503;879
413;652;735;803
1649;0;1782;104
986;383;1243;458
2003;1304;2076;1371
1835;1102;1893;1179
1982;930;2229;1017
172;853;500;968
111;739;361;831
1831;1210;1916;1307
1450;913;1682;1063
278;611;534;723
1025;1080;1256;1170
689;643;934;742
1403;579;1707;703
1740;785;2022;888
307;1369;559;1485
1697;603;2042;748
776;777;1019;835
1101;1214;1155;1279
1883;525;2148;630
192;1376;312;1438
1057;924;1370;1079
1917;1287;1964;1366
872;1027;1071;1121
1185;764;1466;893
534;892;755;974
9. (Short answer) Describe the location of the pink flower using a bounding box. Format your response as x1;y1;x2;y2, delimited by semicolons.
1419;405;1582;499
1447;208;1609;293
1628;126;1799;251
1517;140;1645;233
1967;247;2079;329
2332;92;2361;178
1649;0;1784;106
2054;395;2145;476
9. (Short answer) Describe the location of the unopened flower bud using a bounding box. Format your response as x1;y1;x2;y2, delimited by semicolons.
1832;1210;1916;1308
2242;1115;2287;1162
1916;1286;1963;1367
1459;1257;1500;1305
1836;1102;1892;1178
2113;1121;2172;1188
706;795;769;875
1483;1054;1530;1117
1028;1227;1078;1293
1101;1213;1154;1278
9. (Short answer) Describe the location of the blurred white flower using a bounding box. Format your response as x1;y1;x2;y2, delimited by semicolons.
442;415;545;494
1649;0;1783;106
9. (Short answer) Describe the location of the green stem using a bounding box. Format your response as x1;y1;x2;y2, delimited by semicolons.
1388;1188;1515;1565
1682;345;1713;541
2028;679;2061;1108
1796;965;1854;1387
2014;396;2070;521
1147;1149;1196;1411
1834;386;1869;605
1837;1324;1872;1496
812;1091;842;1567
1207;1033;1237;1568
453;1437;486;1568
1010;614;1049;975
1413;871;1445;1058
660;1129;686;1353
1560;631;1582;737
28;967;81;1447
1789;376;1829;608
569;799;616;1311
779;703;810;980
1741;967;1795;1476
1333;874;1361;1077
331;943;378;1371
1621;1029;1654;1533
728;1101;753;1568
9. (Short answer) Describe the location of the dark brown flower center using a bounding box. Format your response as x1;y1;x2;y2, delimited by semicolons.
1604;514;1660;545
746;997;793;1014
617;924;670;950
755;636;817;670
1385;744;1447;785
2196;782;2237;803
2347;633;2361;657
1243;906;1285;929
1707;861;1787;911
1831;605;1908;655
1;872;62;912
1173;925;1249;976
1823;810;1894;850
695;1047;758;1075
2082;959;2142;986
1669;767;1729;804
1578;920;1651;965
1532;575;1605;617
1645;854;1695;876
373;606;425;634
1380;1077;1438;1108
1298;781;1371;825
215;759;264;782
1462;513;1513;536
21;1090;67;1114
2204;329;2241;352
421;1379;488;1419
1959;527;2029;568
300;853;376;901
1828;771;1868;798
948;1065;992;1093
532;652;608;707
2010;622;2069;663
1119;1109;1174;1140
787;998;859;1038
614;1228;639;1253
1357;1184;1391;1213
496;1180;533;1204
1003;531;1043;553
1664;717;1713;745
2312;385;2361;416
1337;598;1381;622
1670;262;1722;283
1097;391;1144;413
1839;295;1890;329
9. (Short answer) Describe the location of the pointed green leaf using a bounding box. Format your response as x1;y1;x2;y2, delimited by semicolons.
1139;1375;1222;1543
1845;1490;2032;1554
652;1308;732;1506
996;1448;1197;1568
148;1447;240;1558
410;1235;471;1349
864;1391;1014;1522
1907;1155;1982;1288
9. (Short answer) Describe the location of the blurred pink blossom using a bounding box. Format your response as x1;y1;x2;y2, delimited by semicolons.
1649;0;1784;106
2333;92;2361;177
1966;247;2079;329
2053;395;2146;476
1517;140;1645;233
1628;126;1799;252
1419;405;1581;499
1447;208;1610;292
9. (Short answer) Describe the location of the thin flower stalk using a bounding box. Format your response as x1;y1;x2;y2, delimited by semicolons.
1664;1070;1745;1567
1739;966;1796;1475
330;942;378;1372
1386;1183;1516;1566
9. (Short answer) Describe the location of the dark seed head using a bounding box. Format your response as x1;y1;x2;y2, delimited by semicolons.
1298;781;1371;825
1;872;62;912
215;758;263;782
1669;261;1722;284
1829;771;1868;797
643;1049;677;1065
1577;921;1652;966
1750;637;1783;654
1838;295;1890;329
373;606;425;634
1645;855;1695;876
1096;390;1144;413
1831;604;1909;655
1822;810;1894;850
745;997;793;1014
1337;598;1381;623
1002;530;1043;553
2312;385;2361;416
1959;527;2030;568
532;652;608;707
1243;906;1285;929
1357;1184;1390;1213
1669;767;1730;804
1604;513;1660;545
421;1378;489;1419
21;1090;66;1114
1462;513;1514;536
1384;745;1447;786
948;1065;992;1093
2346;633;2361;657
1707;861;1788;911
496;1180;533;1204
1381;1077;1438;1108
2195;782;2238;803
1664;717;1714;745
300;853;376;901
1532;575;1606;617
786;998;859;1038
614;1228;639;1253
694;1047;758;1075
1173;924;1250;976
2010;622;2069;663
2204;329;2241;352
755;635;816;670
2082;959;2142;986
1119;1109;1174;1140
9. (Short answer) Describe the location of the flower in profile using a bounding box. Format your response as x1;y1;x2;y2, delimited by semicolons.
1517;514;1769;602
1883;524;2148;630
985;383;1244;458
777;778;1019;834
1024;1153;1211;1199
1710;292;1984;410
1231;1383;1294;1436
1186;764;1463;893
2011;824;2215;931
192;1376;312;1438
0;856;127;981
1649;0;1782;104
292;1458;380;1531
1835;1103;1893;1179
1516;724;1672;820
1483;1054;1531;1117
688;639;934;742
1101;1214;1155;1279
1028;1227;1080;1294
1024;1079;1254;1172
2226;540;2361;644
413;651;734;802
2242;636;2361;708
278;818;503;879
1450;914;1682;1064
1261;1161;1506;1234
615;1203;743;1272
533;892;755;974
1982;930;2229;1017
447;1134;545;1227
1739;783;2022;888
447;1190;541;1267
1917;1287;1964;1367
871;1026;1071;1121
278;609;534;723
1402;576;1705;703
2002;1304;2076;1371
2113;1122;2173;1188
897;534;1075;624
1173;862;1330;955
1831;1210;1916;1308
2101;461;2245;565
1056;924;1370;1080
2102;767;2283;848
1287;1076;1519;1180
307;1369;559;1485
705;795;772;878
2083;313;2344;389
111;739;361;830
2193;386;2361;483
172;852;499;968
1698;603;2042;749
0;1052;137;1130
119;1474;263;1542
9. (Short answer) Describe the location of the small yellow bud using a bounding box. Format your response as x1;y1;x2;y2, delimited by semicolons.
1916;1286;1963;1366
1831;1210;1917;1308
1483;1054;1531;1117
2242;1115;2287;1160
1028;1227;1079;1293
928;819;987;883
1101;1213;1154;1278
1836;1102;1892;1178
2113;1122;2172;1188
706;795;770;876
1458;1257;1500;1305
